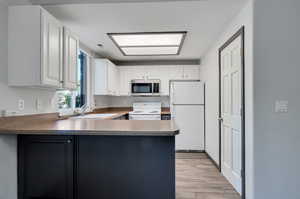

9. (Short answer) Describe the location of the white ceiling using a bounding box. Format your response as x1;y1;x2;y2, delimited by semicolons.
42;0;247;61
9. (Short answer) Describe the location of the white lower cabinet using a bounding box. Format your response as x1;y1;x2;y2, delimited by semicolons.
94;59;119;96
8;6;78;90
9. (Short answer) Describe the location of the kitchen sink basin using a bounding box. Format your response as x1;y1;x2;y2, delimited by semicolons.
72;113;118;119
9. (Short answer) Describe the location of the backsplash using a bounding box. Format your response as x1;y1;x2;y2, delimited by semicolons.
95;96;170;108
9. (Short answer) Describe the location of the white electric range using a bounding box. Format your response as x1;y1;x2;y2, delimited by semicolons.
129;102;162;120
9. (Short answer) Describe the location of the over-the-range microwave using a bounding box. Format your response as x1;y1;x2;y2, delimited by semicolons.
131;79;160;96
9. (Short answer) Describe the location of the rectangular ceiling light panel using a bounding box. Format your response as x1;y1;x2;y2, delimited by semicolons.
121;46;179;56
108;32;186;56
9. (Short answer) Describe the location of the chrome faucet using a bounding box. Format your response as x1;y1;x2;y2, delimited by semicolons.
73;104;90;116
80;104;90;116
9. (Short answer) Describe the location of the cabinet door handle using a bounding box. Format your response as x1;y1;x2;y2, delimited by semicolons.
31;139;72;143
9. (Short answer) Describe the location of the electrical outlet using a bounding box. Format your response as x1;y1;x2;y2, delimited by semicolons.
1;110;19;117
18;99;25;111
36;99;43;111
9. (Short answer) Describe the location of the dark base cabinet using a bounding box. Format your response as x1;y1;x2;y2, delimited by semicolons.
76;136;175;199
18;136;74;199
18;135;175;199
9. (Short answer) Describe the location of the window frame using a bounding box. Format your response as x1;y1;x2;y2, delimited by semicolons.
75;50;88;109
58;48;91;116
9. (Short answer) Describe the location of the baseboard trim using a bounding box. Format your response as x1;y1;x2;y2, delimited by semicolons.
176;150;205;153
175;150;220;171
205;152;220;170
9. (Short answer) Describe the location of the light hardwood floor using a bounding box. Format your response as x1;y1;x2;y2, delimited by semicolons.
176;153;240;199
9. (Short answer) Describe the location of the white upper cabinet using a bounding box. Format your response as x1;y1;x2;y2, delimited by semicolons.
63;28;79;90
8;6;64;88
183;66;200;80
41;10;63;87
94;64;200;96
107;61;119;96
8;6;79;90
116;65;199;97
94;59;119;96
119;67;134;96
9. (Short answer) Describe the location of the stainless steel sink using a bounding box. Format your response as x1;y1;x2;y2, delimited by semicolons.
71;114;118;119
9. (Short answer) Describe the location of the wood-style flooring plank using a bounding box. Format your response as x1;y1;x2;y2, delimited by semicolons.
176;153;240;199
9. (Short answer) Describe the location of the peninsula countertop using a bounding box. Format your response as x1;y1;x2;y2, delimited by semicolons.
0;113;179;136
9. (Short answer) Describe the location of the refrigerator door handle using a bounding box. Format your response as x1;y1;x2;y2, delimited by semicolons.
171;106;175;119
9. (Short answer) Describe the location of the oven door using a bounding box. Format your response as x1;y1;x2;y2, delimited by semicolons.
129;114;161;120
131;83;153;95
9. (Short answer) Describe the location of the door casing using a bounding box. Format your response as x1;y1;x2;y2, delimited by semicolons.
218;26;245;199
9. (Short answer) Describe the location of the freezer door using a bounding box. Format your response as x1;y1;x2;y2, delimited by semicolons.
173;105;205;150
171;81;204;105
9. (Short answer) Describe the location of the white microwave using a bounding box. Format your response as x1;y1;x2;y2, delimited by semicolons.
131;79;160;96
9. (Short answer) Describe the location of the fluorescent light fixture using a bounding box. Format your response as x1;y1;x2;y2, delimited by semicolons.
122;46;179;56
107;32;187;56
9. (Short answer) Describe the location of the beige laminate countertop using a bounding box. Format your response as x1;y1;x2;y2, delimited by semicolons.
0;112;178;136
90;108;171;118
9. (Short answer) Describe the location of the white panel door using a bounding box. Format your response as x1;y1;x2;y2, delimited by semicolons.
41;10;63;87
172;81;204;105
63;28;79;90
174;105;204;150
220;35;242;194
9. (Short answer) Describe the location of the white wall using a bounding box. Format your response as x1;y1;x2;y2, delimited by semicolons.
0;2;55;199
95;96;170;108
199;1;253;198
253;0;300;198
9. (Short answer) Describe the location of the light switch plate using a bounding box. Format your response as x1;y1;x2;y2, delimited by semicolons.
275;100;288;113
18;99;25;111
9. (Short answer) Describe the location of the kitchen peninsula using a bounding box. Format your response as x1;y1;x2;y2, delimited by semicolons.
0;113;179;199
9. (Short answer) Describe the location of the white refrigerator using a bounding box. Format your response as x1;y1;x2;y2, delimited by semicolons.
170;81;205;151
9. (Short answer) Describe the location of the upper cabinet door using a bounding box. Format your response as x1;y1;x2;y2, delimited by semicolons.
107;61;114;95
94;59;120;96
119;68;133;96
113;64;120;96
41;10;63;87
168;66;184;80
64;28;79;90
183;66;200;80
94;59;108;95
